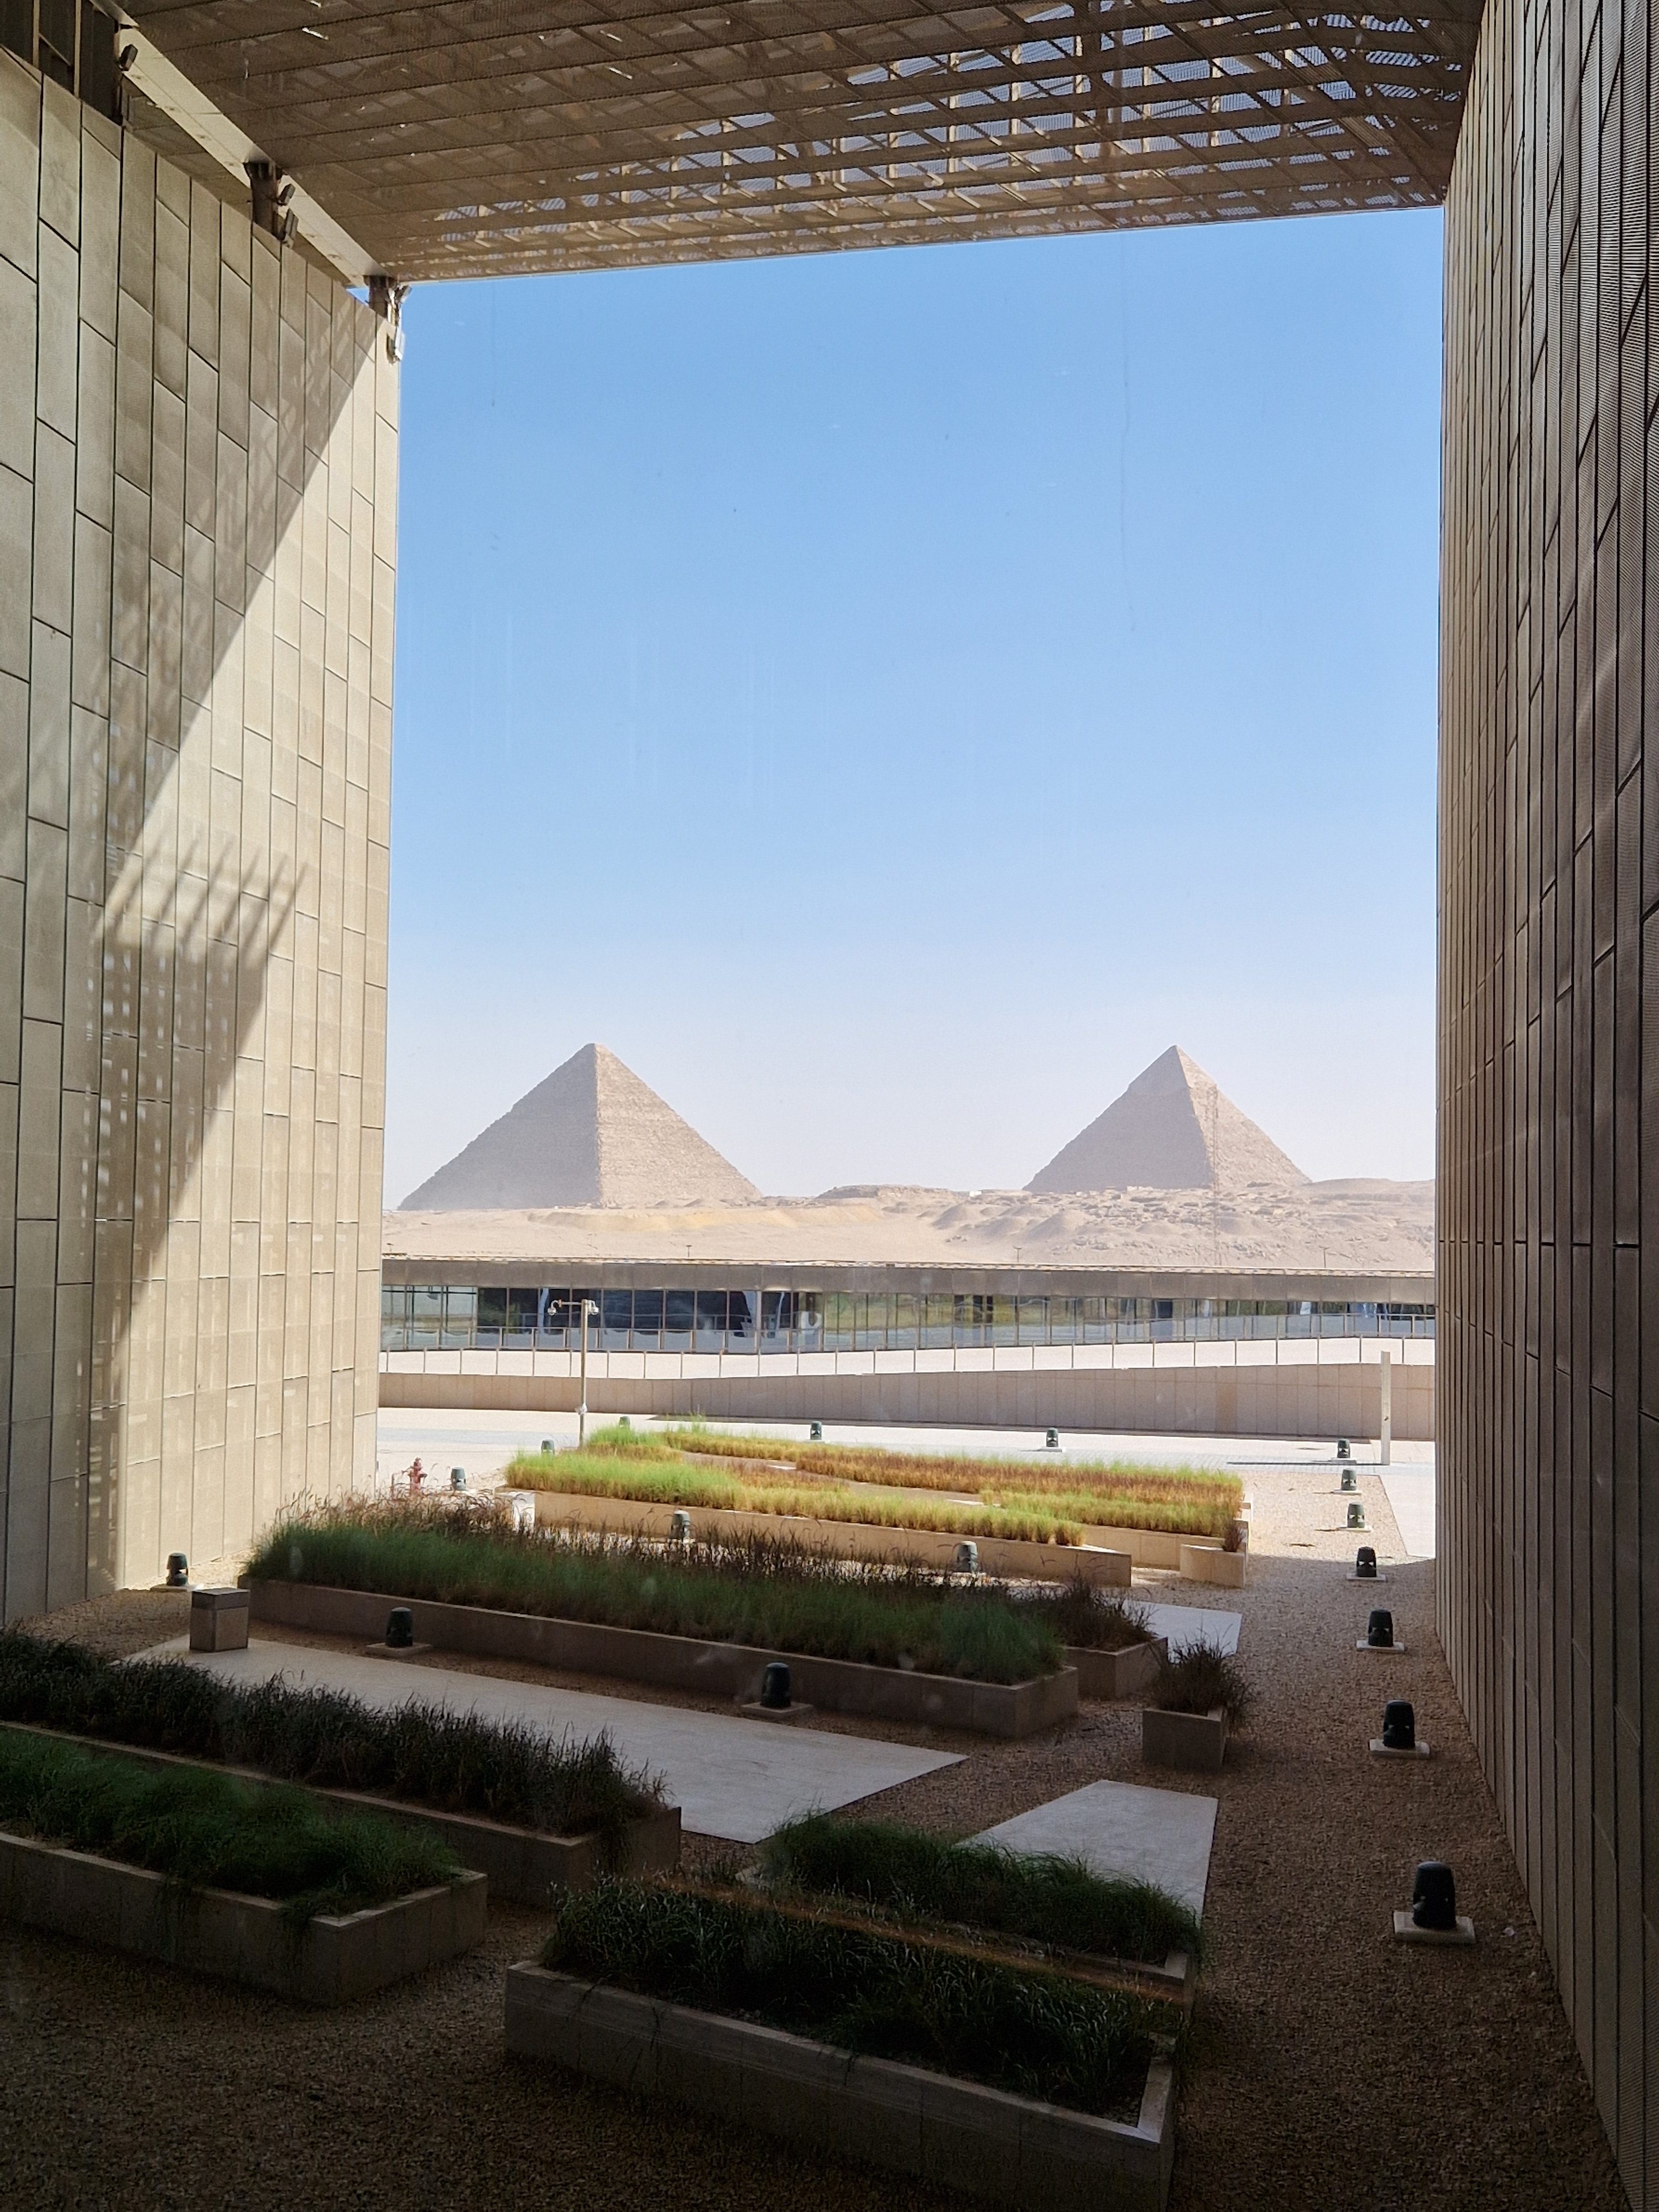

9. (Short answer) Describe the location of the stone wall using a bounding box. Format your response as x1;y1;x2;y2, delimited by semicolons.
1439;0;1656;2193
0;53;395;1617
379;1353;1434;1441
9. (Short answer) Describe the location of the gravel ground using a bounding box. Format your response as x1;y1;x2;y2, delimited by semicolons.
1;1475;1630;2212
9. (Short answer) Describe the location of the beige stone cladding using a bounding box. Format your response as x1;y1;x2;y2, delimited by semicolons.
0;53;395;1619
1439;0;1659;2199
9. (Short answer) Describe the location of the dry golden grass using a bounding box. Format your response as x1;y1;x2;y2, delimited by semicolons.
505;1427;1241;1541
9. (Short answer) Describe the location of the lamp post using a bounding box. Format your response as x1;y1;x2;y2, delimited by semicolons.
577;1297;597;1446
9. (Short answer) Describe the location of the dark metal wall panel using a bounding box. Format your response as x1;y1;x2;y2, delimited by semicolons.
1440;0;1656;2193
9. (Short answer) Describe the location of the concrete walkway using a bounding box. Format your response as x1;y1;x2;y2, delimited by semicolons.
1379;1464;1436;1557
975;1778;1218;1918
141;1637;960;1845
1143;1603;1241;1656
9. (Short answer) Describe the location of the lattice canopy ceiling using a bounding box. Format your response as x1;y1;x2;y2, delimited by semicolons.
123;0;1484;281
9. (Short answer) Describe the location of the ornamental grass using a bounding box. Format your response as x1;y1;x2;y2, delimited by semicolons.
1147;1639;1253;1725
1021;1578;1160;1652
758;1812;1201;1964
500;1449;1091;1544
0;1731;461;1921
0;1630;658;1851
541;1876;1165;2116
248;1504;1063;1683
504;1423;1242;1542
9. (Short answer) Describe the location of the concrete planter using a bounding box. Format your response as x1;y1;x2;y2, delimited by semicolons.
0;1827;486;2002
504;1964;1174;2212
1140;1704;1228;1773
1064;1637;1168;1702
529;1487;1131;1587
1176;1542;1246;1588
0;1721;679;1906
249;1582;1078;1740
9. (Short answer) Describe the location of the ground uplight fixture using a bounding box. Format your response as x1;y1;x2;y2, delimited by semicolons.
1337;1438;1352;1460
1045;1427;1060;1449
954;1540;979;1575
809;1422;823;1442
165;1552;189;1588
1347;1500;1367;1528
1411;1860;1458;1932
1366;1609;1395;1648
1340;1468;1358;1493
669;1509;692;1543
1355;1545;1378;1578
385;1606;415;1650
1383;1699;1417;1751
760;1662;792;1710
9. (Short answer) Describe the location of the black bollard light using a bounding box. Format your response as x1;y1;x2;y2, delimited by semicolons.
1045;1427;1060;1449
809;1422;823;1442
1347;1500;1367;1528
1337;1438;1352;1460
165;1552;189;1588
669;1509;692;1543
1355;1546;1378;1578
450;1466;466;1491
1411;1861;1458;1932
760;1662;792;1710
385;1606;415;1650
540;1438;555;1455
1340;1468;1358;1493
953;1540;980;1575
1366;1608;1396;1648
1383;1700;1417;1751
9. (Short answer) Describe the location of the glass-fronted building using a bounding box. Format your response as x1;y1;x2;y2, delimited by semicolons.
380;1282;1434;1356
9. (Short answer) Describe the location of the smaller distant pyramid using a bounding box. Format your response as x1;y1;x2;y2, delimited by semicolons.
400;1044;758;1209
1027;1047;1306;1194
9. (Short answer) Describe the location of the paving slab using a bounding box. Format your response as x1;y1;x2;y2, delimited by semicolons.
1379;1465;1436;1558
973;1778;1218;1918
1141;1603;1240;1656
138;1639;961;1845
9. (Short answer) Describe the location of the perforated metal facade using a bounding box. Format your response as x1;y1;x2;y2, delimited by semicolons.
118;0;1483;279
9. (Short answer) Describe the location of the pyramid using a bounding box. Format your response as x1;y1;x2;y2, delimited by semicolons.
400;1044;759;1209
1027;1047;1307;1194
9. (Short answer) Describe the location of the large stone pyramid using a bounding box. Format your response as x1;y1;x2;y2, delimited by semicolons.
1027;1046;1307;1193
400;1044;759;1209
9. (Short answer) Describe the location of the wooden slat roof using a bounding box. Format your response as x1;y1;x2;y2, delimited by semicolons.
123;0;1484;279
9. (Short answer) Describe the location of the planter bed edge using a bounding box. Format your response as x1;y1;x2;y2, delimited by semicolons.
0;1827;486;2002
247;1582;1078;1739
0;1720;679;1904
504;1963;1173;2212
1140;1704;1228;1773
1064;1637;1168;1702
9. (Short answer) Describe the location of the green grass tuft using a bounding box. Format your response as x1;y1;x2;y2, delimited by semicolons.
0;1630;659;1852
1149;1639;1253;1725
246;1502;1063;1683
0;1730;461;1920
541;1876;1165;2115
758;1812;1201;1964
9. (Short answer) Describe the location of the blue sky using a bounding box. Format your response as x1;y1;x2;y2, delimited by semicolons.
385;208;1443;1204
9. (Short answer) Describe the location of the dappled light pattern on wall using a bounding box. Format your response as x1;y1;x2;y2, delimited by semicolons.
0;54;397;1618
